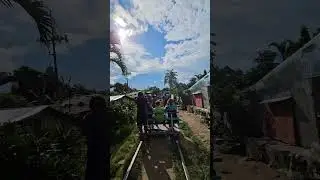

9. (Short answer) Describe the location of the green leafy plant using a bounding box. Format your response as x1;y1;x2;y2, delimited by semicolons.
0;122;86;180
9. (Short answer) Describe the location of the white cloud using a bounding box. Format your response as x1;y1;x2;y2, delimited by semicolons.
111;0;210;84
114;40;163;76
111;5;148;37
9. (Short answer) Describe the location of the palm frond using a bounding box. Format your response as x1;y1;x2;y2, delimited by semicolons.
268;42;280;48
110;31;120;45
0;0;13;7
111;57;128;76
9;0;54;47
110;44;122;60
110;44;128;75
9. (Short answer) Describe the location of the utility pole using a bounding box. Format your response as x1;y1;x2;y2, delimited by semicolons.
48;10;69;81
38;10;68;99
51;21;58;80
126;77;129;94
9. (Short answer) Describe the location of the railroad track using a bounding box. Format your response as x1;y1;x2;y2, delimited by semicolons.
122;134;190;180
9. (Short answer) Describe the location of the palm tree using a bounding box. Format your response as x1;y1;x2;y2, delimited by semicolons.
0;0;55;96
269;25;314;61
106;30;128;106
187;77;197;88
312;28;320;37
298;25;311;46
110;31;128;75
1;0;54;46
164;69;178;93
268;40;293;61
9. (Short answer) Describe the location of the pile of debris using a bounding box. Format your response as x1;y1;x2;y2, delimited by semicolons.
246;137;320;179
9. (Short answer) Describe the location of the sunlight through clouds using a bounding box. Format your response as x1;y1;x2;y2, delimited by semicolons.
110;0;210;84
114;16;127;27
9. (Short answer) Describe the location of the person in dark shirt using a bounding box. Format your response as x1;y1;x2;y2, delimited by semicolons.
82;96;109;180
136;92;148;136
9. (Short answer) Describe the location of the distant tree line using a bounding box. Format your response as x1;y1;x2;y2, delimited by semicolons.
0;66;103;108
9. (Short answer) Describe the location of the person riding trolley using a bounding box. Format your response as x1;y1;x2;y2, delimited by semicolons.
165;98;179;130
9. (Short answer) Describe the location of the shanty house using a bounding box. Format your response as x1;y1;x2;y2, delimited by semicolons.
187;73;210;110
58;94;134;118
249;34;320;147
0;105;74;135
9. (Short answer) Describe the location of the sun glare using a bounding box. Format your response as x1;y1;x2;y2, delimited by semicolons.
113;16;135;44
118;28;127;43
114;16;127;27
118;28;133;44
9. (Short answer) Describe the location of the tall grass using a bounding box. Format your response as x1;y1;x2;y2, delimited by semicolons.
174;121;210;180
0;99;138;180
110;128;139;179
0;123;86;180
110;100;140;179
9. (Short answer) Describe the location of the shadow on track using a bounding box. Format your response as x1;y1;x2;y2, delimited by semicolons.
128;136;175;180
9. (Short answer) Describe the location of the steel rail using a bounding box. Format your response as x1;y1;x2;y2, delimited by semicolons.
122;140;143;180
175;139;190;180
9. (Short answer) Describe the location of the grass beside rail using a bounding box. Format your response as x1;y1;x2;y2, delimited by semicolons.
111;128;139;180
173;121;210;180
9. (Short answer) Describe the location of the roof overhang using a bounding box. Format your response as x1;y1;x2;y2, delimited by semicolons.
259;96;292;104
192;90;202;95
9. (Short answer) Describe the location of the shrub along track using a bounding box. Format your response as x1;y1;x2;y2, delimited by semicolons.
111;128;140;179
177;121;210;180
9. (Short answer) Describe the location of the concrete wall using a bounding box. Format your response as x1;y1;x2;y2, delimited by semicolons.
292;79;319;147
201;86;210;109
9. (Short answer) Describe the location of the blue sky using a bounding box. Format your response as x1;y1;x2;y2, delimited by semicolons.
0;0;209;91
110;0;210;89
114;25;167;89
3;0;320;91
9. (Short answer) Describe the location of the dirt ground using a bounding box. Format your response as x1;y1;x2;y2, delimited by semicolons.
178;111;289;180
179;111;210;148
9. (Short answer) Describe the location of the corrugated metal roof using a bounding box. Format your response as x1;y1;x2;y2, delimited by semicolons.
192;90;202;95
250;33;320;92
260;96;292;104
259;90;291;102
0;105;49;124
61;94;105;106
110;95;125;102
188;73;210;93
